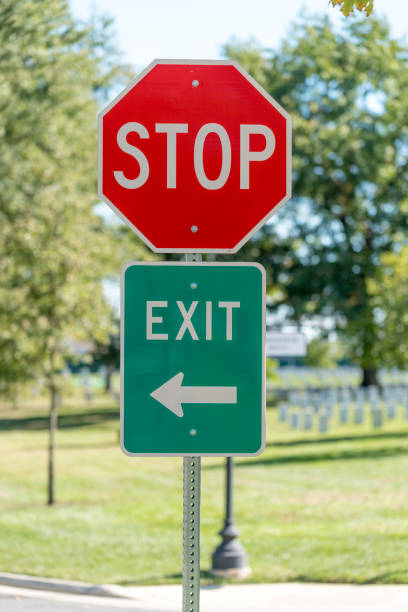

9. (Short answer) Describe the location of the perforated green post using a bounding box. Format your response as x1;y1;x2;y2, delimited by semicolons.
183;457;201;612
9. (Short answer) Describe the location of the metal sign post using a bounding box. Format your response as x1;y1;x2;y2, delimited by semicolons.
183;456;201;612
183;253;202;612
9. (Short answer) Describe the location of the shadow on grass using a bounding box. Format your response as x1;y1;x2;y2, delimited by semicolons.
0;409;119;432
268;430;408;448
203;444;408;469
236;445;408;467
362;569;408;584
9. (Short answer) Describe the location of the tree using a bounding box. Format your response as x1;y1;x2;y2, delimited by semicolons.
0;0;149;504
330;0;374;17
91;329;120;394
225;15;408;386
302;337;344;369
367;248;408;369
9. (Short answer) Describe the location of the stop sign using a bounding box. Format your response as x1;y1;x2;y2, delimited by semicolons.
98;60;291;253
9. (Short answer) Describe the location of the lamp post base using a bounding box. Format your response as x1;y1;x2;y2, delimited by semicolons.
210;457;250;580
210;566;251;579
210;522;250;579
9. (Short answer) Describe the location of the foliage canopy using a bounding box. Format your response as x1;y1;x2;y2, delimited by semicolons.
0;0;148;396
225;15;408;381
368;248;408;369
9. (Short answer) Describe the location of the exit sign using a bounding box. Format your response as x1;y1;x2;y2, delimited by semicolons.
121;262;265;456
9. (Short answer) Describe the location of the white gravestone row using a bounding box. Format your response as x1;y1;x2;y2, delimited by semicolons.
278;384;408;433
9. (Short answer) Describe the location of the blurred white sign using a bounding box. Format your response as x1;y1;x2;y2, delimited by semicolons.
266;332;307;357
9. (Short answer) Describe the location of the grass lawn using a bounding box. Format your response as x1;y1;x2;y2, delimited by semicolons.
0;394;408;585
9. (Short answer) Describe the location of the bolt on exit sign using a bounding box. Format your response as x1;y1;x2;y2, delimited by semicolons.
121;262;265;456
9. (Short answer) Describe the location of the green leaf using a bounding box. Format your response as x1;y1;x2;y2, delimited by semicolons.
330;0;374;17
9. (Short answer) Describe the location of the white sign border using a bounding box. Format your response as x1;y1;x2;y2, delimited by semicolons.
98;59;292;254
120;261;266;457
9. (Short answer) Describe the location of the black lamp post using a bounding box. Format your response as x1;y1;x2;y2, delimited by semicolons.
210;457;250;578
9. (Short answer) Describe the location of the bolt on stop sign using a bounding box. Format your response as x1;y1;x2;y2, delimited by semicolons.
98;59;291;253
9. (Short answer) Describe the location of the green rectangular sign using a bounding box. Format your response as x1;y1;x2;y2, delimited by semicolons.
121;262;265;456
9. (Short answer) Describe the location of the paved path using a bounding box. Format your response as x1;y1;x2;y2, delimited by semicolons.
0;585;151;611
1;582;408;612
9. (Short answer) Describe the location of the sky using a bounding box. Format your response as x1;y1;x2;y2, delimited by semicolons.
70;0;408;72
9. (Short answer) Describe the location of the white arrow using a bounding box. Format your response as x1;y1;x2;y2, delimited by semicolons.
150;372;237;418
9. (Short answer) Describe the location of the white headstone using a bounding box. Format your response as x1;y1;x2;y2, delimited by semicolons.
339;404;348;424
372;408;383;428
303;408;313;430
290;412;300;430
319;411;329;433
354;403;364;424
279;402;288;422
386;402;396;419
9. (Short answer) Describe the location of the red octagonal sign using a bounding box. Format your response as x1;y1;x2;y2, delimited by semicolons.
98;60;291;253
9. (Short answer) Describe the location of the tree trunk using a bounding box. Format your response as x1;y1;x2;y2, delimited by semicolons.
48;385;58;506
105;363;115;393
361;366;379;388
